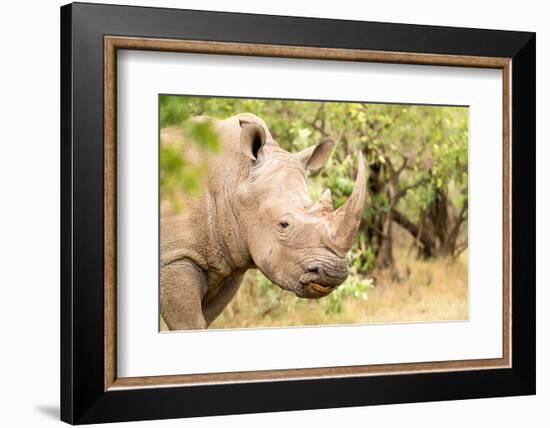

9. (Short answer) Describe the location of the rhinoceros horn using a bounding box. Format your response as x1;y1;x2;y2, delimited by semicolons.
329;152;367;254
317;188;334;212
308;188;334;216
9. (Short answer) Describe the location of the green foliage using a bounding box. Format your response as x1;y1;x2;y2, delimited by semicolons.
160;118;220;210
323;275;374;316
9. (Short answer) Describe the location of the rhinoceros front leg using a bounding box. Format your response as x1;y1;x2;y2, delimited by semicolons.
160;259;208;330
202;274;244;326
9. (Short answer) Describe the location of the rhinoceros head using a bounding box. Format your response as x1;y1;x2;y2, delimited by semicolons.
235;118;366;299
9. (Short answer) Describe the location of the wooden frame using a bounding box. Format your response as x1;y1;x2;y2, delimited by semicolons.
62;2;535;424
104;35;512;390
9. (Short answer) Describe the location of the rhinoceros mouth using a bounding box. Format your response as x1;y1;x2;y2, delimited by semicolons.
310;282;336;294
297;281;337;299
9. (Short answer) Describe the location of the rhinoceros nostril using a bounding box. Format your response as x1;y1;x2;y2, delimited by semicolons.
306;265;320;274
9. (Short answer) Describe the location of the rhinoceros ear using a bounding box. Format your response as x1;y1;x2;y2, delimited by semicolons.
295;139;334;171
239;119;266;161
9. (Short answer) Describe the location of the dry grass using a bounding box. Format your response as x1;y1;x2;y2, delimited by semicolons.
358;252;468;324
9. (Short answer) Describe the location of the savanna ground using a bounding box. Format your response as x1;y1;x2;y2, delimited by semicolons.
160;95;469;330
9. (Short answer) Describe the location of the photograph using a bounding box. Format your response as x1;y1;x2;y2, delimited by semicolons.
159;95;469;331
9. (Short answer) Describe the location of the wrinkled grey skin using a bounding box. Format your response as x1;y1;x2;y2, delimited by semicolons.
160;113;366;330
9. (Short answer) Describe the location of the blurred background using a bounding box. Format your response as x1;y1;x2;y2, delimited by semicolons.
160;95;468;329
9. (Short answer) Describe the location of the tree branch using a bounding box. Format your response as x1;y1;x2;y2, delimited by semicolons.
306;103;330;137
396;153;408;175
395;177;430;200
391;208;436;257
448;200;468;247
453;239;469;259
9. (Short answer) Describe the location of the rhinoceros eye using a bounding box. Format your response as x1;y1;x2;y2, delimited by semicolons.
279;221;289;229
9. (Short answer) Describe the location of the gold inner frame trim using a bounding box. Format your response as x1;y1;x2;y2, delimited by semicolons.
104;35;512;391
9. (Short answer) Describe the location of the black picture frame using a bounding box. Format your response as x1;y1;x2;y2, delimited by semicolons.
61;2;535;424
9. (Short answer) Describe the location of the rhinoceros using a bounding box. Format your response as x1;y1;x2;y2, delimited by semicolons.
160;113;366;330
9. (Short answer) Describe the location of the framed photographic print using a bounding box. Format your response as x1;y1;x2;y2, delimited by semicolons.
60;2;536;424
